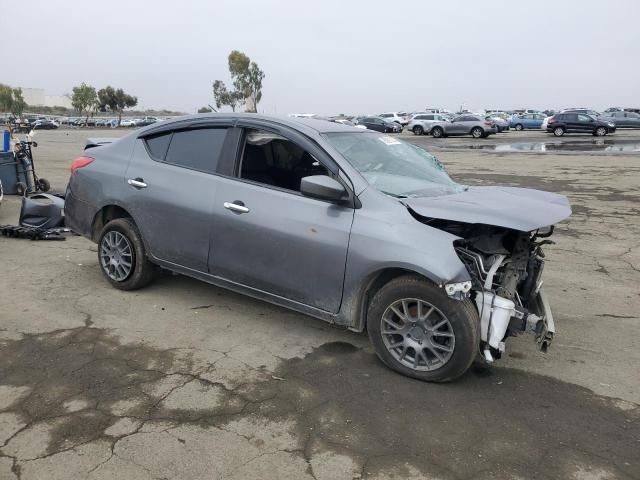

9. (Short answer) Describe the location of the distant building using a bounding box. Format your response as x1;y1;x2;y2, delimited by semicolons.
20;87;72;109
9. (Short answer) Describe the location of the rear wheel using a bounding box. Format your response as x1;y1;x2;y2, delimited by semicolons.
367;276;479;382
431;126;444;138
412;125;424;135
514;124;524;131
594;126;607;136
98;218;155;291
471;127;484;139
553;126;565;137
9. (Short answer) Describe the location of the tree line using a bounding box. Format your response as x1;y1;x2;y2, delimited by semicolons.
3;49;265;122
71;84;138;126
0;84;27;117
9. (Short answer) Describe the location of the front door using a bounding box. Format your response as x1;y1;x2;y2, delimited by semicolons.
208;128;354;313
576;114;595;132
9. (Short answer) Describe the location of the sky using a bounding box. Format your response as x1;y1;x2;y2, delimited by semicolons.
1;0;639;115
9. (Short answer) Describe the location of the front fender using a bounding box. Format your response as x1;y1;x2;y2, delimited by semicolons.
338;188;470;330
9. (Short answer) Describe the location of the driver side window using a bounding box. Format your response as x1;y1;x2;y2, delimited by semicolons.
239;129;329;192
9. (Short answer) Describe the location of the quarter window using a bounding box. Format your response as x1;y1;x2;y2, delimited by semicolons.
145;132;172;160
164;128;228;174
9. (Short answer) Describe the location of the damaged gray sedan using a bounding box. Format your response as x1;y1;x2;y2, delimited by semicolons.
65;114;571;382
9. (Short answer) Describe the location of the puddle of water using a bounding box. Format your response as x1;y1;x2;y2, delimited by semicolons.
443;140;640;153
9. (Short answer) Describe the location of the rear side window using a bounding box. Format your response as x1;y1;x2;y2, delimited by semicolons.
164;128;228;174
145;132;172;160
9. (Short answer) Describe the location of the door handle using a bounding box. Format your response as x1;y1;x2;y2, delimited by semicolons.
127;178;147;189
224;201;249;214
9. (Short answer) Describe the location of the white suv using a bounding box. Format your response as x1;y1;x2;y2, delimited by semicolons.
407;113;450;135
379;112;409;126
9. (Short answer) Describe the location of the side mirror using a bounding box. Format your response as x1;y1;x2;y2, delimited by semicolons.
300;175;347;202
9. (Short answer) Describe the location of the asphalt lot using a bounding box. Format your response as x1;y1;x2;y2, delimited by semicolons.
1;127;639;479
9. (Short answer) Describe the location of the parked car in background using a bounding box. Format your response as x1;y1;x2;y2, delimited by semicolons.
379;112;409;126
65;113;570;382
547;113;615;136
485;115;509;132
120;118;137;127
561;108;601;117
357;116;402;133
407;113;450;135
136;116;160;127
331;118;366;129
510;113;547;130
430;115;497;139
604;107;622;113
33;120;59;130
601;111;640;128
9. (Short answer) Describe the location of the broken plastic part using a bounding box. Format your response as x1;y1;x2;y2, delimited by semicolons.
444;281;472;296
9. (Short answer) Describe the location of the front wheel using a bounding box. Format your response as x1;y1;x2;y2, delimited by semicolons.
367;276;480;382
514;124;523;131
98;218;155;291
594;126;607;136
471;127;484;139
412;125;424;135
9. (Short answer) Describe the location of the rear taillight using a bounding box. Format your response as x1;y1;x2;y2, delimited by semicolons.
484;121;493;127
548;118;556;125
70;156;94;174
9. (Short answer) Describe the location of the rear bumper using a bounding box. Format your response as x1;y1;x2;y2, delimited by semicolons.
63;188;97;240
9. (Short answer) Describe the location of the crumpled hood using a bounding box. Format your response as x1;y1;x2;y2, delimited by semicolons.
404;186;571;232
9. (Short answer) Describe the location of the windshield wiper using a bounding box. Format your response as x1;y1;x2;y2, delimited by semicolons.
381;191;407;198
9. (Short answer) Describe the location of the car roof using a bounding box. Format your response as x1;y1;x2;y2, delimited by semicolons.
139;112;361;135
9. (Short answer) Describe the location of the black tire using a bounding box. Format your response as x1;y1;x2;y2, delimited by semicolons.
97;218;155;291
15;182;27;196
367;275;480;382
431;126;444;138
471;127;484;139
553;126;565;137
413;125;424;135
594;126;607;137
36;178;50;192
514;124;524;131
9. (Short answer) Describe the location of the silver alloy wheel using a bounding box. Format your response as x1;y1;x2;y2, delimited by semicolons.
554;127;564;136
515;124;523;131
380;298;455;371
100;231;134;282
596;127;606;136
432;127;442;138
472;128;482;138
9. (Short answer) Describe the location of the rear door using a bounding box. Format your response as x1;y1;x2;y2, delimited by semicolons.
208;125;354;313
124;123;234;271
563;113;579;132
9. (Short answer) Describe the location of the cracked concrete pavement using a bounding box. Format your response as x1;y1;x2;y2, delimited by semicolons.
0;129;638;479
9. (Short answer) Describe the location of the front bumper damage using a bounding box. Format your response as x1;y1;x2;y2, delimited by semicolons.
473;287;555;363
448;227;562;363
